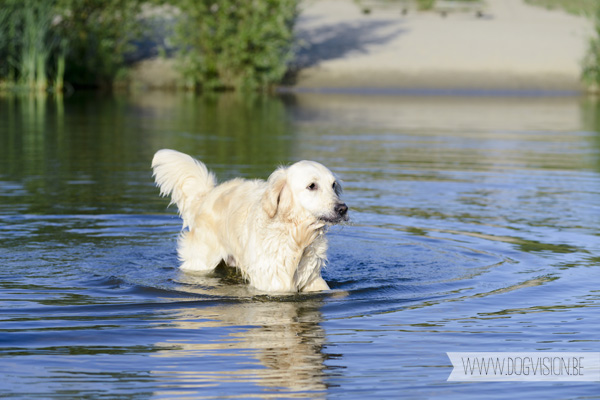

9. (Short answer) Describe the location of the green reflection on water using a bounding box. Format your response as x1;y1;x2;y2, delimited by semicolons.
0;92;293;214
581;97;600;172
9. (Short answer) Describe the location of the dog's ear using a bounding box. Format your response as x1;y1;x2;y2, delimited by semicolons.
334;176;343;197
262;167;291;219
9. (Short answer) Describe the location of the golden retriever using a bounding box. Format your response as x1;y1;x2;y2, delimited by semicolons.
152;149;348;293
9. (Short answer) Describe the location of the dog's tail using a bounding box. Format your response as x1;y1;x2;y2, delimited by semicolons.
152;149;216;228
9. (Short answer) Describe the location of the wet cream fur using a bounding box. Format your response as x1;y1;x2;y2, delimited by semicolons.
151;149;347;293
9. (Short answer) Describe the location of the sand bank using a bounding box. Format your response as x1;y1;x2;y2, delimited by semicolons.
289;0;594;91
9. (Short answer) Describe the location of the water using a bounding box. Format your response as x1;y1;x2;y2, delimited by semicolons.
1;91;599;399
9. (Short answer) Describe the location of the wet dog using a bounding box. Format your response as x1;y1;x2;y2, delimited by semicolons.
152;149;348;292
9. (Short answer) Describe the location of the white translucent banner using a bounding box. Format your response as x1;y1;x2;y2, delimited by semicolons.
447;352;600;381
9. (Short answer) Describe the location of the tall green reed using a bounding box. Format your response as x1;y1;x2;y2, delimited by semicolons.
0;0;56;91
0;1;21;87
1;0;143;91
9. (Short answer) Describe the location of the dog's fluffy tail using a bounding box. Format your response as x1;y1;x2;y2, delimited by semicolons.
152;149;216;228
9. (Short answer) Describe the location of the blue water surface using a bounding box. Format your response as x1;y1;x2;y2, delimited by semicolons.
0;92;599;399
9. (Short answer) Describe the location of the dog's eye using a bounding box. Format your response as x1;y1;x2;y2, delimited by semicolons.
332;181;336;189
307;183;318;191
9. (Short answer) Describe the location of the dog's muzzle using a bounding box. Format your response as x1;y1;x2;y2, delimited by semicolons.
335;203;348;219
322;202;348;223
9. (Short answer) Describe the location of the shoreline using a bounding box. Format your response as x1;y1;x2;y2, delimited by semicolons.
2;0;593;94
284;68;585;92
275;85;583;97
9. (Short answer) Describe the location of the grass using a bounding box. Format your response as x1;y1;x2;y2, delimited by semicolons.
525;0;598;17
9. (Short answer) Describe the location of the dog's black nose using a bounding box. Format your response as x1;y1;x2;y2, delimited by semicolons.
335;203;348;217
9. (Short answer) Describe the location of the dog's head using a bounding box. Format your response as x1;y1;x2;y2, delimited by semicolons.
262;161;348;224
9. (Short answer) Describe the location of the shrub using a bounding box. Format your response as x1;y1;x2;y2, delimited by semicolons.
172;0;299;91
1;0;299;92
55;0;145;88
582;5;600;90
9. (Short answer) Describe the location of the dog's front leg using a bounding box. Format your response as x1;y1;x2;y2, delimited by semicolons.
249;268;297;293
301;276;330;292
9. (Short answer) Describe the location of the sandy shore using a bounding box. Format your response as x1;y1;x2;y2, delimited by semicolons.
289;0;594;91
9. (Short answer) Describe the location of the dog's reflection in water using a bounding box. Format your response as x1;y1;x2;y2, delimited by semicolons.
152;266;331;394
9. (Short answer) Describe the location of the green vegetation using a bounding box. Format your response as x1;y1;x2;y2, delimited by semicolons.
0;0;144;91
1;0;299;92
525;0;597;17
0;0;55;91
54;0;145;89
172;0;299;91
416;0;436;11
582;5;600;90
354;0;484;15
